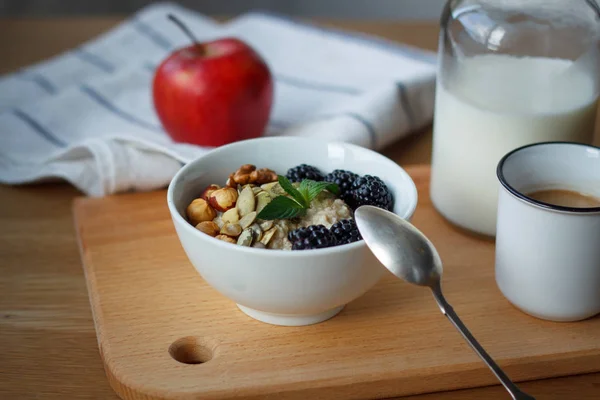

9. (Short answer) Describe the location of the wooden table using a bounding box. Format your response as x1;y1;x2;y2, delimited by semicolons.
1;17;599;400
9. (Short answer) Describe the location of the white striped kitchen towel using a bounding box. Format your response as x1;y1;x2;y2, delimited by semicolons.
0;2;437;196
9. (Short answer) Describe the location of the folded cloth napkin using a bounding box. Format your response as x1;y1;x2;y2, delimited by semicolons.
0;2;437;196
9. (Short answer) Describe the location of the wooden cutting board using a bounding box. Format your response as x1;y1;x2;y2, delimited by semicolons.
73;165;600;400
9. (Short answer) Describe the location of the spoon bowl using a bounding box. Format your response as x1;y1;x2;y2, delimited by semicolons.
355;206;442;287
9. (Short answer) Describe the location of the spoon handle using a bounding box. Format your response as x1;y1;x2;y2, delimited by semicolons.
430;284;536;400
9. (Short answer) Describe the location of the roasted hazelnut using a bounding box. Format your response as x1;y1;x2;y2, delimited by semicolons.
195;221;220;237
215;234;236;244
186;198;217;225
200;184;220;201
220;223;242;237
208;187;238;212
226;176;236;188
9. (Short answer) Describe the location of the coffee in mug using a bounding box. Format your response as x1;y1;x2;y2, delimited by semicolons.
526;189;600;208
495;142;600;322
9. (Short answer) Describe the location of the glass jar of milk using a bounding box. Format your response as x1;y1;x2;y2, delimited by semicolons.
431;0;600;237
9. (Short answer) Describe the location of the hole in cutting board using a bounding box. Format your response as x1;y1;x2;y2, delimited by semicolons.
169;336;215;364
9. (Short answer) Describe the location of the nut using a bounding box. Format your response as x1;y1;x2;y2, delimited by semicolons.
230;164;256;186
215;234;236;244
259;220;274;231
252;187;263;195
250;223;263;242
252;242;266;249
260;226;277;246
255;191;272;214
221;208;239;224
250;168;278;184
208;187;238;212
200;184;220;201
213;217;225;229
220;223;242;237
261;182;277;191
237;229;254;246
229;165;277;186
237;186;256;217
267;226;284;249
239;211;257;229
261;182;286;196
195;221;220;237
186;198;217;225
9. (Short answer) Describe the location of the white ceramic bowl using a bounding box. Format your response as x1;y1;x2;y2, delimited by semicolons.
167;137;418;326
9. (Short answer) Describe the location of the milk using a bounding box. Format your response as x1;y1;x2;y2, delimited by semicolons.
430;55;598;236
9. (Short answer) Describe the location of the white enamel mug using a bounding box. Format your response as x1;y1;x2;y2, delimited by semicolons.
495;142;600;322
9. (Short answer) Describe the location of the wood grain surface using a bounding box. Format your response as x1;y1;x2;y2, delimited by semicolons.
1;16;600;400
72;165;600;400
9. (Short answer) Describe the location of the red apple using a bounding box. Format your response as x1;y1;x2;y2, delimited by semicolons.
153;15;273;147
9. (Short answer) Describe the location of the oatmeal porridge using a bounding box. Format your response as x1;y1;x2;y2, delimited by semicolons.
186;163;393;250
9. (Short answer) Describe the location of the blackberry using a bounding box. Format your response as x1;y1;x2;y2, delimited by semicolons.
350;175;393;211
330;219;362;245
289;225;337;250
323;169;359;197
287;226;310;243
286;164;323;182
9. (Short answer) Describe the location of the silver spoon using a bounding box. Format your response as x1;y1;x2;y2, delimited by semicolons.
355;205;535;400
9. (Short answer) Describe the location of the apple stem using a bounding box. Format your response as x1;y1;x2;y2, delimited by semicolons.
167;14;200;46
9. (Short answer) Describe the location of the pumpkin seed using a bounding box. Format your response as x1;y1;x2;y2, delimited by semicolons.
220;223;242;237
255;191;272;214
222;208;239;224
237;228;254;246
215;234;236;244
250;223;263;242
239;211;257;229
261;182;286;196
259;220;274;231
252;186;263;195
260;226;277;246
260;182;277;191
237;186;256;217
214;217;225;229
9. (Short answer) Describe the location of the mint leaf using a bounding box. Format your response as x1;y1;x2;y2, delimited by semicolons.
256;178;340;221
300;180;341;203
297;181;310;201
324;182;340;196
278;175;308;208
298;180;311;200
257;196;306;220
